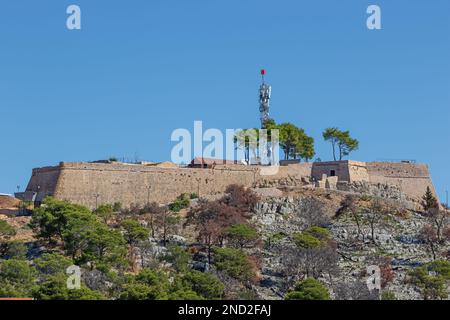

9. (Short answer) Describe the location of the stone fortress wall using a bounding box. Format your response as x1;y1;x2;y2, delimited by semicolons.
20;160;438;210
365;162;437;201
25;162;259;208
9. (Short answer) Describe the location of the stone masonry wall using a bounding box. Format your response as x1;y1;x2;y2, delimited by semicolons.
24;160;439;209
38;162;259;209
26;166;62;202
255;163;313;187
366;162;437;202
347;160;370;182
311;161;350;182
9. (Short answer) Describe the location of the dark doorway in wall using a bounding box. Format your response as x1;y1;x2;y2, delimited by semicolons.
330;170;336;177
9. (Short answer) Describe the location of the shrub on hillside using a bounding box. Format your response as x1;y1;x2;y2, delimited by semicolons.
213;247;257;283
285;278;330;300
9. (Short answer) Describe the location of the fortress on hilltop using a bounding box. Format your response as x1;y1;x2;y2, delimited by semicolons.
17;160;437;211
16;70;439;211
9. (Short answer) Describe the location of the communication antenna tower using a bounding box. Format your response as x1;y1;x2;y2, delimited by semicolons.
259;69;271;128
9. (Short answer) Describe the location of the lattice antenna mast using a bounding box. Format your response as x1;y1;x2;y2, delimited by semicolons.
259;69;271;128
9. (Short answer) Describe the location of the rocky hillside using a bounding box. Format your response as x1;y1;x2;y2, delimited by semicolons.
1;186;449;300
0;195;21;215
251;188;450;300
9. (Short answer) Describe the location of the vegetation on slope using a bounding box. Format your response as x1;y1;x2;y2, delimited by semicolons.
0;185;449;300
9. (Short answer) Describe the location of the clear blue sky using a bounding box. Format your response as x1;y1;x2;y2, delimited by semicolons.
0;1;449;201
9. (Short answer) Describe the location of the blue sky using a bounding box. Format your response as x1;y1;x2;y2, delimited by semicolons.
0;1;449;201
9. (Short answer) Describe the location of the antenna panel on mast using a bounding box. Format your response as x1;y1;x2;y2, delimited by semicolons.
259;69;271;128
